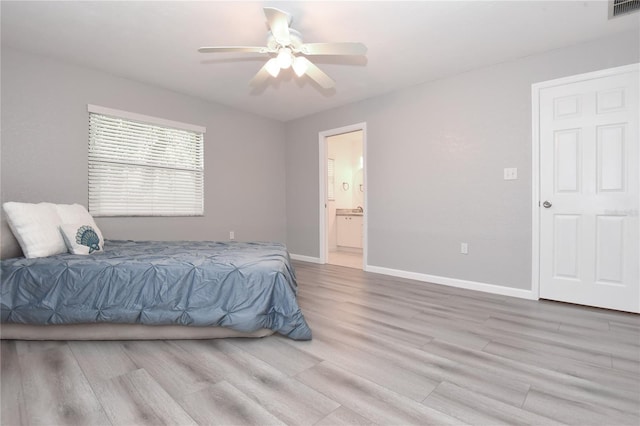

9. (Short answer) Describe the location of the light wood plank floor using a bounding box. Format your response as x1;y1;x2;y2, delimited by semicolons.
1;261;639;425
328;249;363;269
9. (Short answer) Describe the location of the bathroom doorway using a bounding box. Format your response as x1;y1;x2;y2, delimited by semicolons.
319;123;366;270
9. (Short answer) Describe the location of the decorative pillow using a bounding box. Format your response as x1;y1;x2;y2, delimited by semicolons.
55;203;104;243
60;223;104;255
2;202;68;258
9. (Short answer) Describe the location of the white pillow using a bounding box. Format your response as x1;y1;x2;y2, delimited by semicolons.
2;202;68;258
60;223;104;255
55;204;104;243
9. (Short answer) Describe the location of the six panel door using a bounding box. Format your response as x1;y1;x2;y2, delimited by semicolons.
539;68;639;313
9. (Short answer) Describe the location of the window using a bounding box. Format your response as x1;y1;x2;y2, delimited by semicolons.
88;105;205;216
327;158;336;200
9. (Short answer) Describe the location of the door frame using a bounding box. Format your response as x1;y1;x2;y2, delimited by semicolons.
531;63;639;299
318;122;367;267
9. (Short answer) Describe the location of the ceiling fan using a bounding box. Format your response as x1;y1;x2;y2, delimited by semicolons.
198;7;367;89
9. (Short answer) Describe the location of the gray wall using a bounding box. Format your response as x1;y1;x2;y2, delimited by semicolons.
285;30;640;290
1;48;287;259
3;31;638;291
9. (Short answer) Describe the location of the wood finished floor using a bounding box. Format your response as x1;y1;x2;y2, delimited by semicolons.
1;261;639;425
327;249;363;269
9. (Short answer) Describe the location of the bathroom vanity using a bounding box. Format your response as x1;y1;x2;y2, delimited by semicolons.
336;209;363;249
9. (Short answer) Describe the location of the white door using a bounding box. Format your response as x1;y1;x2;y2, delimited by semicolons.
538;66;639;313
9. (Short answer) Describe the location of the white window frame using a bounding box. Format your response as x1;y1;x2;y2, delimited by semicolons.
87;104;206;217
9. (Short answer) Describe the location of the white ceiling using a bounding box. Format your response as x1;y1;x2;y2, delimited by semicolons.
2;1;638;122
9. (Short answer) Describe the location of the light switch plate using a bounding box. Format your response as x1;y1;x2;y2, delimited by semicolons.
460;243;468;254
504;168;518;180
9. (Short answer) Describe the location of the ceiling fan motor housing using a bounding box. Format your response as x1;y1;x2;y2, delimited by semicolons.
267;28;303;51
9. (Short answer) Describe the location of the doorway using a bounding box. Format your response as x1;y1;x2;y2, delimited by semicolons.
532;64;639;313
319;123;367;269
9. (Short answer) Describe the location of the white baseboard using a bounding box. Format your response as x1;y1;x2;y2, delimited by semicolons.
365;265;537;300
289;253;322;264
289;255;536;300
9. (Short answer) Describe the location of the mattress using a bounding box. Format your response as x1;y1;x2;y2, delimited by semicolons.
0;240;312;340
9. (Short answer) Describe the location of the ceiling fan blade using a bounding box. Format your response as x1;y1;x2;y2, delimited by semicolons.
298;57;335;89
249;62;272;87
264;7;291;45
198;46;270;54
299;42;367;56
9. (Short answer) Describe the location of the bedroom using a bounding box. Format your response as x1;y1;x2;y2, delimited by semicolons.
1;1;639;425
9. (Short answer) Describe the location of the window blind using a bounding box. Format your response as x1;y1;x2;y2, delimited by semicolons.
327;158;335;200
88;111;204;216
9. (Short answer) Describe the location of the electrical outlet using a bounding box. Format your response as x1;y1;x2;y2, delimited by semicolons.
461;243;468;254
229;231;235;240
504;168;518;180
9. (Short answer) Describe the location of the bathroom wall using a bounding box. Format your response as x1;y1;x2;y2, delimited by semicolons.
331;139;353;208
328;131;364;209
326;131;364;249
351;135;365;209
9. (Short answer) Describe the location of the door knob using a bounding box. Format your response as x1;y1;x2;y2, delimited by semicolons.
543;201;552;208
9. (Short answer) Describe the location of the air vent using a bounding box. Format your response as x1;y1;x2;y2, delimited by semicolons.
609;0;640;18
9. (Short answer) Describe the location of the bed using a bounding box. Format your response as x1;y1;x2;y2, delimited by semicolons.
0;240;312;340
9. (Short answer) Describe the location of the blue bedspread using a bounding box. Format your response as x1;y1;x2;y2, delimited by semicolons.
0;240;311;340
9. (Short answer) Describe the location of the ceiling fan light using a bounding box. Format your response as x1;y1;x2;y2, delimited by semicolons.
277;48;293;69
292;56;308;77
265;58;280;77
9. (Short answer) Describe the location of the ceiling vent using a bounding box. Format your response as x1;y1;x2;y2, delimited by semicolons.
609;0;640;18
